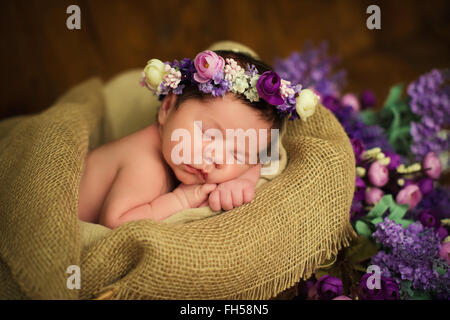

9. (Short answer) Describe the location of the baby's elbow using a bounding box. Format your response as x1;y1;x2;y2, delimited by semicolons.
99;209;122;229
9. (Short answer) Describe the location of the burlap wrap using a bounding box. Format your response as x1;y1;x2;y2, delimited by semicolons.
0;45;357;300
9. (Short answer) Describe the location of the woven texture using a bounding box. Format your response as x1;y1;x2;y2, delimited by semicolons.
0;73;356;299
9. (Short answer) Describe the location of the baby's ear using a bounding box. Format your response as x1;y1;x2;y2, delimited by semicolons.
158;93;177;126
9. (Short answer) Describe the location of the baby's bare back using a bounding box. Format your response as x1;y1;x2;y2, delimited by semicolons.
78;124;174;223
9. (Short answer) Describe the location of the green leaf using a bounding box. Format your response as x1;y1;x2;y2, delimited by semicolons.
366;195;392;219
360;110;377;125
383;84;404;108
346;236;379;264
387;203;409;222
355;221;373;237
410;290;432;300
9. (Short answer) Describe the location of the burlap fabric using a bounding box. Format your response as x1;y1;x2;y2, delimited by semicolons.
0;46;357;300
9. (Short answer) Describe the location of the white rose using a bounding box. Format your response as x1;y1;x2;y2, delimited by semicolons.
143;59;167;91
295;89;319;122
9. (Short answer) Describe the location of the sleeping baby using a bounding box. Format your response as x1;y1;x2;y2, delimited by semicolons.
78;50;319;229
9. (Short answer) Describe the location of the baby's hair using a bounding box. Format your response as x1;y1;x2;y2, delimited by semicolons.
173;50;284;130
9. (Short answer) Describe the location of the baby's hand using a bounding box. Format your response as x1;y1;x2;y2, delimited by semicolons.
208;178;255;212
173;183;217;209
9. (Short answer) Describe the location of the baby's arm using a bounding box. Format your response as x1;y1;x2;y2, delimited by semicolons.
98;165;216;229
207;163;261;212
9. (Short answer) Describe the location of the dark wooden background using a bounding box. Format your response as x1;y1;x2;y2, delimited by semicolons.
1;0;448;299
1;0;449;120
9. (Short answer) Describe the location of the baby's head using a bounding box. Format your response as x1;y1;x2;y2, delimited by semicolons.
141;49;319;185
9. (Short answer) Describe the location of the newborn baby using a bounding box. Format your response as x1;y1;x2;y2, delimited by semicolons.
78;50;318;229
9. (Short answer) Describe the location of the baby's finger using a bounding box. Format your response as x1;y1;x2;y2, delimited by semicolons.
220;189;233;211
209;190;221;212
198;200;209;208
231;187;243;207
201;183;217;194
243;186;255;204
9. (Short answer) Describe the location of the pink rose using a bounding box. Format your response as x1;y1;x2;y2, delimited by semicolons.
193;50;225;83
332;295;352;300
439;242;450;264
395;184;422;210
368;161;389;187
365;187;384;205
340;93;360;112
422;152;442;179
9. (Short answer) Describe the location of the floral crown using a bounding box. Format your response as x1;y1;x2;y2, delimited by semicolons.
140;50;319;121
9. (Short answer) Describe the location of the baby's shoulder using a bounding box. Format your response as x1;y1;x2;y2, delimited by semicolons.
117;125;173;192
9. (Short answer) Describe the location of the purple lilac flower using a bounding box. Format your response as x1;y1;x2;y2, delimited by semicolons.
370;218;450;299
360;89;376;109
407;69;450;162
273;41;347;98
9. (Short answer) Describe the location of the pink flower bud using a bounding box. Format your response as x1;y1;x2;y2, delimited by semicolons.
422;152;442;179
365;187;384;205
340;93;360;112
368;161;389;187
395;184;422;210
439;242;450;264
332;295;352;300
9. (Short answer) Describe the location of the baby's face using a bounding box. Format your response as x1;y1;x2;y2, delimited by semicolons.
159;93;273;185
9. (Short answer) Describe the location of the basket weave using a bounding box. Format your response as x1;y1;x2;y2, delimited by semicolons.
0;38;357;299
0;75;356;299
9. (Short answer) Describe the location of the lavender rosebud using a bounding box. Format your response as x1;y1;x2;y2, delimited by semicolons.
417;178;434;195
360;89;376;109
417;210;441;229
439;242;450;264
316;275;343;300
332;295;352;300
423;152;442;180
368;161;389;187
396;184;422;210
365;187;384;205
341;93;361;112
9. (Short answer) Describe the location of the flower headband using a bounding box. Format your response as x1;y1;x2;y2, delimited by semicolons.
140;50;319;121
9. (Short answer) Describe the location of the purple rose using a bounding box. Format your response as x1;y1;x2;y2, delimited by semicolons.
365;187;384;205
316;275;343;300
423;152;442;179
358;273;384;300
193;50;225;84
322;95;340;113
417;178;434;195
382;278;400;300
256;71;284;105
417;210;441;229
396;184;422;210
440;242;450;264
359;89;376;109
368;161;389;187
384;151;401;170
359;274;399;300
351;138;365;163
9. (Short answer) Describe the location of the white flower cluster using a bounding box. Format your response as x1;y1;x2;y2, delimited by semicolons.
162;64;182;90
224;58;260;102
280;79;295;99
